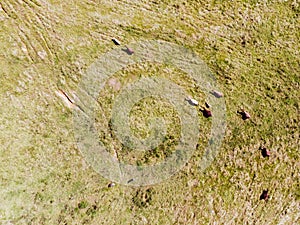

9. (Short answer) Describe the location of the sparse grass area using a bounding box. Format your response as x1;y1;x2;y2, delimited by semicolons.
0;0;299;224
95;62;209;167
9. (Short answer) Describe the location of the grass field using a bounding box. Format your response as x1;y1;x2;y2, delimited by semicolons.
0;0;299;224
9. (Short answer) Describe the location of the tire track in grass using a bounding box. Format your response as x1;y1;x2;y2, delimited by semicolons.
21;0;57;63
17;0;58;62
1;0;61;63
1;1;44;62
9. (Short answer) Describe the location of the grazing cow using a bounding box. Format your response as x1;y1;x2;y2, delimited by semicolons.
111;38;134;55
108;182;115;188
124;46;134;55
112;38;121;45
260;147;271;157
200;107;212;118
185;96;199;106
205;102;211;108
260;189;269;201
237;109;251;120
211;90;223;98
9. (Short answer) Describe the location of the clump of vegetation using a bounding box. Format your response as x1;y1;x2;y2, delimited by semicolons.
132;188;154;208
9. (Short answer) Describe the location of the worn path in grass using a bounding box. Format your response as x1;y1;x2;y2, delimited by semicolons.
0;0;299;224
